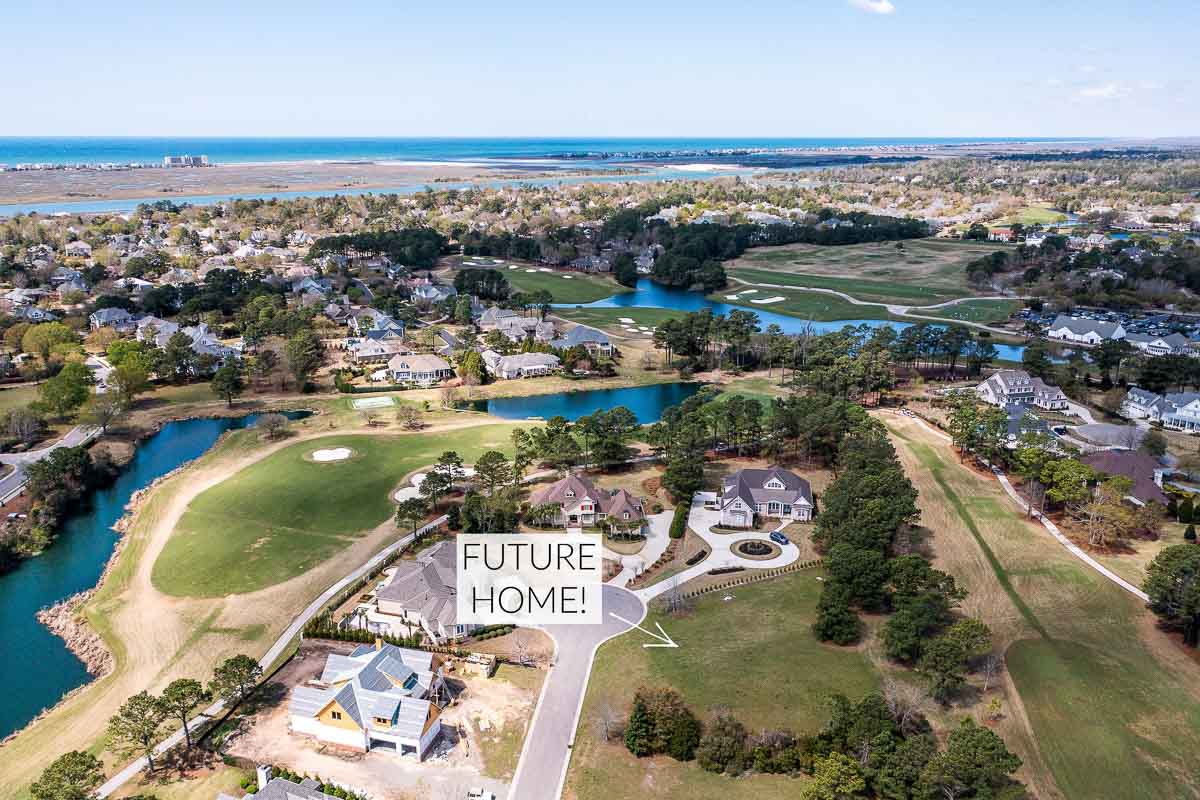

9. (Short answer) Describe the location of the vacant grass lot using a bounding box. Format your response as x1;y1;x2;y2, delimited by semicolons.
566;572;879;800
886;415;1200;800
727;239;1009;304
153;425;525;597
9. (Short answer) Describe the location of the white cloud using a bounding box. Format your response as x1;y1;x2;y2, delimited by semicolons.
848;0;896;14
1077;82;1131;100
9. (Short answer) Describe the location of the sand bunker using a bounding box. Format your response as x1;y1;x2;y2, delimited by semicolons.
618;317;635;323
751;296;786;304
311;447;354;462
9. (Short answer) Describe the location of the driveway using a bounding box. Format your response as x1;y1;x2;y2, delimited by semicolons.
632;501;800;602
509;585;645;800
607;509;672;588
0;424;100;504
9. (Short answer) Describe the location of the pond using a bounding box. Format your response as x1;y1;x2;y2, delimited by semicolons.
473;381;702;423
0;411;308;741
556;280;1030;361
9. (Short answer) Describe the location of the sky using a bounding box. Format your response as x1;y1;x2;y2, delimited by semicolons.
2;0;1197;138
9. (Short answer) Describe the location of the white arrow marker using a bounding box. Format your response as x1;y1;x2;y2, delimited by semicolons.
610;612;678;648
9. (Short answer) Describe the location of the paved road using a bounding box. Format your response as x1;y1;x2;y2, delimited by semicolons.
509;585;645;800
0;424;100;504
96;516;447;798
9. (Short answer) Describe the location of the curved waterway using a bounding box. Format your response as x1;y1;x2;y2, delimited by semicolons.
0;412;306;740
557;280;1030;361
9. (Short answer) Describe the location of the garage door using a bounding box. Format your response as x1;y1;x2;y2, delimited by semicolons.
731;512;747;526
370;738;398;752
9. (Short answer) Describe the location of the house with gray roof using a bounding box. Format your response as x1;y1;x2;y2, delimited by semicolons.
719;467;813;527
89;307;136;332
219;768;342;800
366;541;478;644
1124;332;1192;357
1046;315;1126;345
551;324;613;356
481;350;561;379
1120;388;1200;431
976;370;1068;411
287;641;443;759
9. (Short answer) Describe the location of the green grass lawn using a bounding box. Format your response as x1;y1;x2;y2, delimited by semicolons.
507;269;629;304
912;299;1022;324
0;383;37;415
152;425;527;597
726;268;968;305
707;287;899;322
727;238;1009;305
552;307;684;336
896;427;1200;800
567;572;879;800
1007;637;1200;800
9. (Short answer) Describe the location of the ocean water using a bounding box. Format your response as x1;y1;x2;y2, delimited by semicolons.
0;136;1083;167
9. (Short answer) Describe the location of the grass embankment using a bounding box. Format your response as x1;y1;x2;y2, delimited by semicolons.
566;572;879;800
476;664;546;782
153;425;526;597
885;415;1200;800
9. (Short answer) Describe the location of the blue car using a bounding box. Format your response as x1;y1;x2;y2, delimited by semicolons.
770;531;790;546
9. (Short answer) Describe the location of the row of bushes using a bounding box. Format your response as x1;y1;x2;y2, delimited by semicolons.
669;501;690;539
302;616;423;649
472;625;515;641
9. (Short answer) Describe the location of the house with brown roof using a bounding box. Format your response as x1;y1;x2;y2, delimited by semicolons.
528;473;645;530
1079;450;1170;507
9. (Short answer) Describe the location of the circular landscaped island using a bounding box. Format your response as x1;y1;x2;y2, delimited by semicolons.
733;539;781;560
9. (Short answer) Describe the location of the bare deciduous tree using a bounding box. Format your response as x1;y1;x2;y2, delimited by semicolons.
980;653;1005;693
883;677;928;735
591;697;624;743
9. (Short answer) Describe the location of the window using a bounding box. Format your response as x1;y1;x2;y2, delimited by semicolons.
331;710;343;720
375;716;390;725
565;490;574;497
623;512;630;519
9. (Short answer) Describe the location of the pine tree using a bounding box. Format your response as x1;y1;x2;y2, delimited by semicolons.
624;695;654;757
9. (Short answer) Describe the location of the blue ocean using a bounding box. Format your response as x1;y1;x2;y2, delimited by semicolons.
0;136;1083;167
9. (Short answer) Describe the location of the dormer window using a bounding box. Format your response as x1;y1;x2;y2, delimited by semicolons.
565;490;574;497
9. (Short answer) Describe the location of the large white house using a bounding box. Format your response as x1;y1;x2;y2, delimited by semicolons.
976;370;1068;411
481;350;561;379
719;467;813;528
288;641;443;759
1046;315;1126;345
1121;388;1200;431
1124;332;1193;357
386;354;454;385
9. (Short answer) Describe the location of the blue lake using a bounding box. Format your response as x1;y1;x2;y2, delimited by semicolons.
556;280;1030;361
0;411;307;741
475;381;702;423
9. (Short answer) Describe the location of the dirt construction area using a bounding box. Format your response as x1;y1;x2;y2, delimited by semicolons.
225;639;545;800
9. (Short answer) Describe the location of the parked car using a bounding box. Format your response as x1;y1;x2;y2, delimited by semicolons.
770;531;790;546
